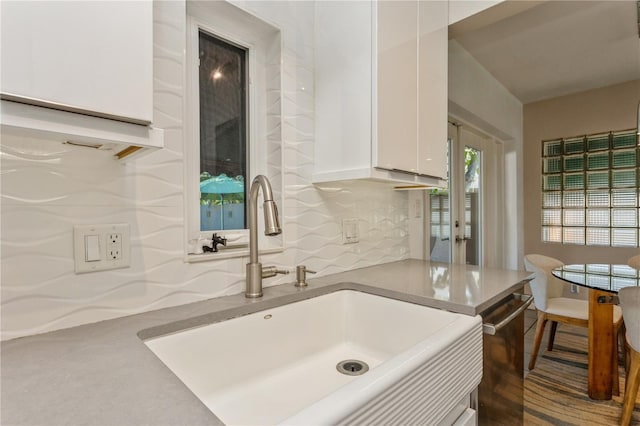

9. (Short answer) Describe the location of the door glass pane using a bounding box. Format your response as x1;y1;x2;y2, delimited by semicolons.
464;146;481;265
199;30;247;231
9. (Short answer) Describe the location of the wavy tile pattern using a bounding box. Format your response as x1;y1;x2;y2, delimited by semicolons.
0;1;409;340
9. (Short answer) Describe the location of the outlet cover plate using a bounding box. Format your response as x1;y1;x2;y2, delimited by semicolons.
73;223;130;273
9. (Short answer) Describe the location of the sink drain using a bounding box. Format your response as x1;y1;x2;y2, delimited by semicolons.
336;359;369;376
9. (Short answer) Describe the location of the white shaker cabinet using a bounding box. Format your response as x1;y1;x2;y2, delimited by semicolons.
314;0;448;186
0;1;162;158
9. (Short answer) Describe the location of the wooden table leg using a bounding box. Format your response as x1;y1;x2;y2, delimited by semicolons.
588;289;614;400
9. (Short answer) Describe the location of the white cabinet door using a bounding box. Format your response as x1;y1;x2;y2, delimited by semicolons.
313;0;446;187
418;0;448;179
375;1;418;173
315;1;373;175
1;1;153;124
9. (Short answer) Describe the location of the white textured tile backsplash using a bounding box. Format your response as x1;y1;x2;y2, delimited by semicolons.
0;1;409;340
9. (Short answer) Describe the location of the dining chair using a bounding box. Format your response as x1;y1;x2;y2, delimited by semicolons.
523;254;623;395
619;286;640;426
628;254;640;269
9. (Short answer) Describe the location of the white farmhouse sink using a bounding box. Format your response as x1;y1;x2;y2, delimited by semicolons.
144;290;482;425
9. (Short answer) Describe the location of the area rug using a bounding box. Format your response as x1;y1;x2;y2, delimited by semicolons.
524;326;639;425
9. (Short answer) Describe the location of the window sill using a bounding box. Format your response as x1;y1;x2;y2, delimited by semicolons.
185;246;284;263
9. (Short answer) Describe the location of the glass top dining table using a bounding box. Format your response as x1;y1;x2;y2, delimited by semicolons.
552;264;640;293
551;263;639;400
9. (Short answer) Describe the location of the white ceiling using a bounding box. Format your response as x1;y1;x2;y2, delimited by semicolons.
450;0;640;104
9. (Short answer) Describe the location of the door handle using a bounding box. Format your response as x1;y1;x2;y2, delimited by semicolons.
455;236;471;243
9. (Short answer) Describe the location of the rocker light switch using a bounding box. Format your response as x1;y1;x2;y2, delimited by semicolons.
74;224;130;273
85;235;101;262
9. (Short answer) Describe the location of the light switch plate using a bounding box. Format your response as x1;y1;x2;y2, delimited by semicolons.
73;224;130;273
342;218;359;244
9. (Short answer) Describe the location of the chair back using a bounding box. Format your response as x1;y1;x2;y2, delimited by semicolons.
628;254;640;269
524;254;565;312
619;286;640;353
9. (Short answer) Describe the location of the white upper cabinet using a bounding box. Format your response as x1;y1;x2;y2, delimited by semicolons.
314;0;448;186
418;1;448;179
376;1;419;174
0;1;162;159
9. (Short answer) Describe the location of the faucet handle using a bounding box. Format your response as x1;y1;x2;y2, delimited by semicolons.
295;265;317;288
262;265;290;279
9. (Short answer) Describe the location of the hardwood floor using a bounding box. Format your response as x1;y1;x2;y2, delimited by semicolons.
523;308;640;425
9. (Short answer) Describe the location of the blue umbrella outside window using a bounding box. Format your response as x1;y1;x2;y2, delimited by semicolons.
199;174;245;229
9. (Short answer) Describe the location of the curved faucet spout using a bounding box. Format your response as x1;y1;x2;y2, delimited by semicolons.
246;175;283;298
251;175;281;237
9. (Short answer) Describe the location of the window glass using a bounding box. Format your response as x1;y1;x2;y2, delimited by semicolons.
540;130;639;247
198;30;247;231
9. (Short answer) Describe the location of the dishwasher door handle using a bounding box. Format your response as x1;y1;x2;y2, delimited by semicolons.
482;293;533;335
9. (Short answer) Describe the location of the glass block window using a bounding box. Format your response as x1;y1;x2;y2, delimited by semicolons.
541;129;639;247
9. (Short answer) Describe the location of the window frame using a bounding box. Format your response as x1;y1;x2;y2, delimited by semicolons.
197;27;250;234
184;7;283;261
540;129;639;247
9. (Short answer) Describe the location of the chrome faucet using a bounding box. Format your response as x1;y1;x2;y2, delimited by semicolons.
245;175;287;298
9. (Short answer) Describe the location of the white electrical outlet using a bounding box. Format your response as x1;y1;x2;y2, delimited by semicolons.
107;233;122;260
74;224;130;273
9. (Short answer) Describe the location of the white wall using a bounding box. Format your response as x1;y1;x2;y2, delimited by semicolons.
0;1;410;340
448;39;523;269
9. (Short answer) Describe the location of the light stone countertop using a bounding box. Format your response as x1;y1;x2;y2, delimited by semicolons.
1;259;532;425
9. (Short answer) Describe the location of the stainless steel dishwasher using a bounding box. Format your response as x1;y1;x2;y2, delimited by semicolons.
475;288;533;425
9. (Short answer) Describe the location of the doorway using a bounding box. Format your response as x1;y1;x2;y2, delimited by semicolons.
429;121;502;266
